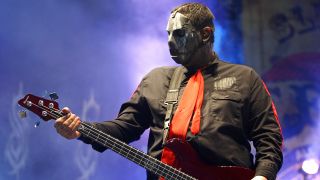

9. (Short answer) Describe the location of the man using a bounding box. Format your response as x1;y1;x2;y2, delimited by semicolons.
54;3;283;180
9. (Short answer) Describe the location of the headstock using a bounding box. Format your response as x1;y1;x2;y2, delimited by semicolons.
17;94;60;121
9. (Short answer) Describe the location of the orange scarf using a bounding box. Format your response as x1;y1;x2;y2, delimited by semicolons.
160;69;204;173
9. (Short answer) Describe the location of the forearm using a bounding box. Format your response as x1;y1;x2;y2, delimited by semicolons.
248;73;283;179
250;108;283;180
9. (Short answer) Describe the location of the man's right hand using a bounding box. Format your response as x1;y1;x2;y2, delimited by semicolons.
54;107;81;139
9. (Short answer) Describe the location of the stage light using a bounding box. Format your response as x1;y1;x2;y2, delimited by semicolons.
301;159;319;175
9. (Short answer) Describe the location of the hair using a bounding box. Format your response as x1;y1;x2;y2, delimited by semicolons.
171;3;215;43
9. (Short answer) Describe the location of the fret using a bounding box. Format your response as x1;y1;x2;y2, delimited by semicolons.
156;163;166;177
109;139;117;150
126;146;135;160
82;126;89;137
123;145;132;159
120;141;130;158
137;156;144;165
87;126;91;137
136;151;144;166
119;148;130;158
144;158;156;171
103;138;108;148
171;170;179;180
151;160;160;173
171;168;179;179
166;165;182;180
140;156;149;168
116;143;124;155
163;171;173;180
128;148;147;168
163;167;175;180
152;159;160;175
117;143;126;155
113;144;122;154
95;133;100;142
158;164;169;178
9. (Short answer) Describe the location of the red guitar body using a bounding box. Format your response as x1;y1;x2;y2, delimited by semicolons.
164;138;255;180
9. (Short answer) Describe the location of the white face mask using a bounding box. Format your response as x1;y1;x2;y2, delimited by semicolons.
166;12;201;66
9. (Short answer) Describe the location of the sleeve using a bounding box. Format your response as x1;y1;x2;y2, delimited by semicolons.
78;74;153;152
247;70;283;180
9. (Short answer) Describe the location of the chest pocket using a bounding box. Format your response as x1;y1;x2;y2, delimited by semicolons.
210;91;243;126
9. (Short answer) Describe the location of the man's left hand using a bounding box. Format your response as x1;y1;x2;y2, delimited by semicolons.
251;176;267;180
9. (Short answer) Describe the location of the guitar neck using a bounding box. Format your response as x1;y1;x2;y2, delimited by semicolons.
77;122;196;180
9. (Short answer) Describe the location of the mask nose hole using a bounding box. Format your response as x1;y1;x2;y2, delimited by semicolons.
168;41;175;49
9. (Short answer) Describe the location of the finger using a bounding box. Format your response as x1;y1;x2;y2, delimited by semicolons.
75;120;81;132
54;119;64;128
69;116;80;130
55;107;72;127
55;117;65;125
60;125;74;138
75;131;81;138
61;108;71;120
73;121;82;138
63;112;71;120
63;113;76;126
55;118;67;129
61;107;71;114
55;112;70;124
55;125;67;137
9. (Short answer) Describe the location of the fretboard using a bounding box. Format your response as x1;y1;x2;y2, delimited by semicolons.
77;122;196;180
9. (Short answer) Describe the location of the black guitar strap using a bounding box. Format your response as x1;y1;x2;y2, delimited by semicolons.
162;66;185;146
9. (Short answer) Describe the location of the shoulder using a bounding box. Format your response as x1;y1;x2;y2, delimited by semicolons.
217;59;255;72
137;66;179;90
137;66;178;98
213;59;264;95
147;66;177;75
216;59;260;79
142;66;178;81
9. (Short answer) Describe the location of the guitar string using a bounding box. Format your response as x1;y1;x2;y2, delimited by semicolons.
27;101;195;180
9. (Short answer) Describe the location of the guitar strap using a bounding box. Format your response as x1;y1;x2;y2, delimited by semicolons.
162;66;185;146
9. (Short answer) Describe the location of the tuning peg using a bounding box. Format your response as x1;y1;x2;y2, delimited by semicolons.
18;110;27;119
34;120;40;128
49;92;59;101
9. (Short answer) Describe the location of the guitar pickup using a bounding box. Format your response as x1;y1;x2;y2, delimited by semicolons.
18;110;27;118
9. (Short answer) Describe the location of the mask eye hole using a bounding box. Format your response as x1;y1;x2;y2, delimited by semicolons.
174;29;185;37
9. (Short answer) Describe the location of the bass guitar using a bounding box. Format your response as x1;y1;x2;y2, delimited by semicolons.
18;94;255;180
